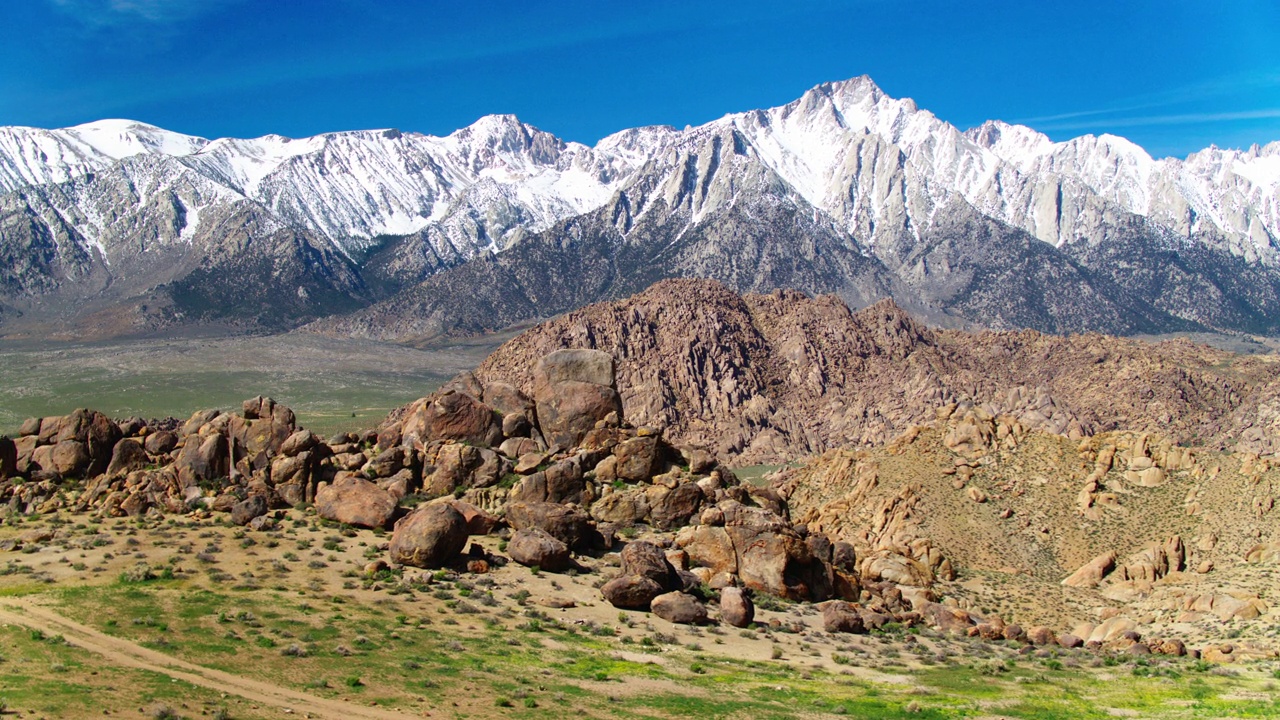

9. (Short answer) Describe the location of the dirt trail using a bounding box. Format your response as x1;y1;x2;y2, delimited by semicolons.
0;597;416;720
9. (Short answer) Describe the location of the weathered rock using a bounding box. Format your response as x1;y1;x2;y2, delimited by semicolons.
1062;551;1116;588
444;499;502;536
601;575;665;610
316;475;398;528
18;417;41;437
507;528;571;572
51;440;91;476
105;439;150;478
1058;634;1084;649
647;481;705;530
614;436;660;482
143;430;179;455
230;494;269;526
590;488;650;525
719;586;754;627
621;541;679;587
533;350;623;449
426;443;504;495
1027;626;1057;646
0;436;17;479
505;501;594;550
823;601;866;633
279;429;320;457
509;457;585;505
389;503;469;568
403;391;502;448
651;591;708;624
919;602;976;634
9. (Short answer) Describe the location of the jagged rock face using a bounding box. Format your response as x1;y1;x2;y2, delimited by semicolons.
476;278;1280;464
4;77;1280;339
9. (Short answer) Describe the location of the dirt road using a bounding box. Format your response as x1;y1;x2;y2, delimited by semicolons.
0;597;417;719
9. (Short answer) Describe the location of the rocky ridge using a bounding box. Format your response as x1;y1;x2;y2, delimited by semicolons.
476;278;1280;465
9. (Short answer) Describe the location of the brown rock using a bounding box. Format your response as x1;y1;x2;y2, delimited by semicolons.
230;494;269;526
1062;551;1116;588
51;440;91;476
823;601;866;633
620;541;678;587
105;439;150;478
718;586;754;627
1026;626;1057;646
602;575;664;609
404;391;502;448
389;504;469;568
614;436;660;482
445;500;501;536
505;501;594;550
143;431;179;455
532;350;623;449
0;436;17;480
650;591;708;624
1058;634;1083;649
506;528;571;572
316;475;397;528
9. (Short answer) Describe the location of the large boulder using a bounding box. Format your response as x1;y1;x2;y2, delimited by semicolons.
532;350;622;449
506;528;571;572
389;503;469;568
105;439;150;478
602;575;665;609
234;396;297;463
505;502;594;550
144;430;179;455
718;586;754;627
823;601;866;634
403;391;502;448
1062;551;1117;588
509;457;585;505
230;494;269;526
315;475;397;528
621;541;679;587
54;409;122;475
614;436;660;482
51;440;92;477
651;591;708;624
646;480;705;529
426;443;504;495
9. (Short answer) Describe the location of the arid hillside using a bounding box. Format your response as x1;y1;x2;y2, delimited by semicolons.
477;278;1280;465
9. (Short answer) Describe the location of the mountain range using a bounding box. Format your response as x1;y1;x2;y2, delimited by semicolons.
1;75;1278;340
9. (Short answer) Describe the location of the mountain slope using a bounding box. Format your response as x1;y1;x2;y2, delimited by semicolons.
1;77;1278;339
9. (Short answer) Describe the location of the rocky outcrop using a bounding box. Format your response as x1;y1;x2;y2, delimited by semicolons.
389;504;469;568
506;528;571;572
478;279;1280;465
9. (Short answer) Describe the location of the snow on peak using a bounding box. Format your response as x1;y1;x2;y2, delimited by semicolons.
63;119;208;158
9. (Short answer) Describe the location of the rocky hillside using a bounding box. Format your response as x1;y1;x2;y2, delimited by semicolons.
3;346;1277;661
3;77;1279;339
476;278;1280;465
774;407;1279;660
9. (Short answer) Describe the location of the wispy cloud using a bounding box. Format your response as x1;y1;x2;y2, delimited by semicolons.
1013;73;1280;130
47;0;243;27
1037;109;1280;133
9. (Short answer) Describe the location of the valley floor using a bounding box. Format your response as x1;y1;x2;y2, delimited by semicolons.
0;332;504;439
2;509;1278;720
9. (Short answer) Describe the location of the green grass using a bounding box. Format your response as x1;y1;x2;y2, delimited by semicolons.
0;333;493;437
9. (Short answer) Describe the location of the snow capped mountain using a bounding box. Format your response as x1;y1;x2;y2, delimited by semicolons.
1;77;1275;265
1;75;1278;340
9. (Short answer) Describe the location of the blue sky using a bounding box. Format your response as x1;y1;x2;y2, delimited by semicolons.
1;0;1277;159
